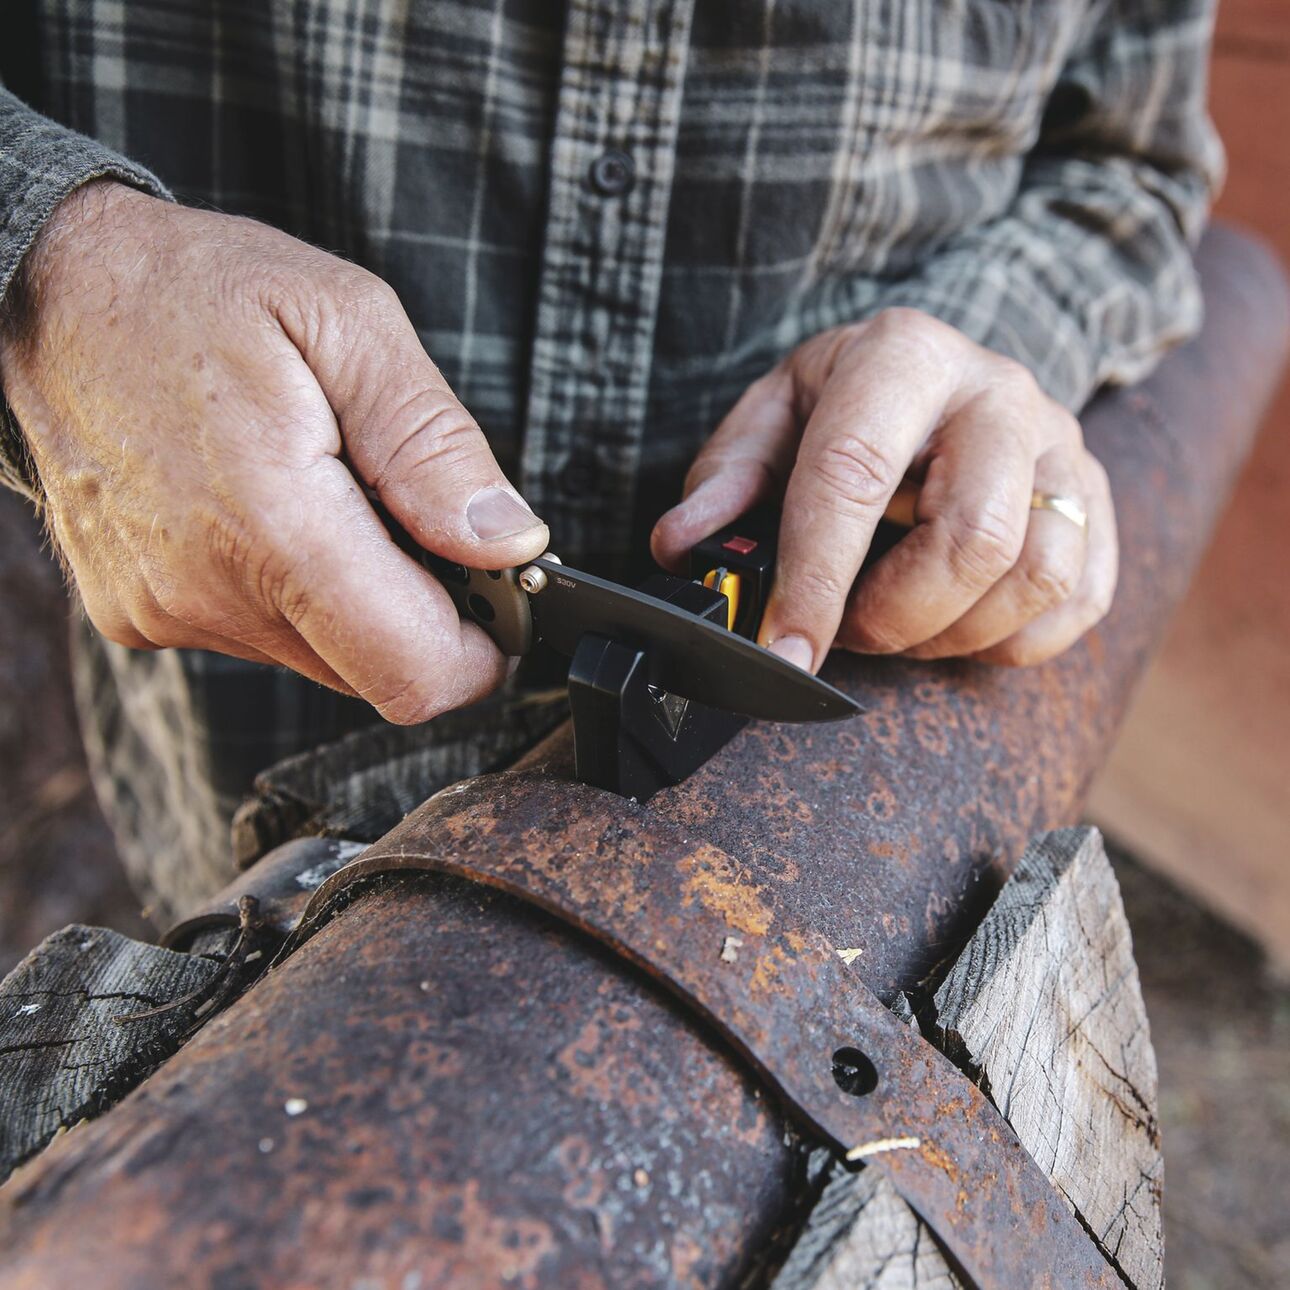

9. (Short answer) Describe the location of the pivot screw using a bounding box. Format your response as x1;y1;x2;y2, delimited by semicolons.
518;566;547;595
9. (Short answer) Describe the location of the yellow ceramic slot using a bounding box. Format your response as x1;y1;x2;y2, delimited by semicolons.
702;568;742;631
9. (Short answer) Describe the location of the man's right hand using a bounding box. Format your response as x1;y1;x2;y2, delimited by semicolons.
0;181;548;723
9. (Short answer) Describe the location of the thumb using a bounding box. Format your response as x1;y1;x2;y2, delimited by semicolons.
650;368;799;572
300;278;548;569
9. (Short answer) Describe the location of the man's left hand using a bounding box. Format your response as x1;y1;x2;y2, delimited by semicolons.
651;308;1118;671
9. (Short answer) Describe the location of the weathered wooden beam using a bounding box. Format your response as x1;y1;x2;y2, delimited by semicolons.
931;828;1161;1289
775;1165;965;1290
774;827;1162;1290
0;926;222;1178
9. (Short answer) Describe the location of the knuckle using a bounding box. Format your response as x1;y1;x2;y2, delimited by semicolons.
144;570;201;629
376;397;484;487
937;507;1023;588
786;559;853;612
127;586;184;647
1016;546;1081;609
988;354;1042;401
1085;580;1116;623
743;368;788;403
991;637;1054;668
1052;406;1083;445
274;262;400;344
87;602;155;651
869;306;939;344
133;544;206;634
863;308;964;364
206;511;260;581
334;266;400;317
261;557;310;631
209;510;307;627
842;617;906;654
813;434;899;509
231;519;305;624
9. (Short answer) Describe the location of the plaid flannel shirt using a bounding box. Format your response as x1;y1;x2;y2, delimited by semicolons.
0;0;1222;913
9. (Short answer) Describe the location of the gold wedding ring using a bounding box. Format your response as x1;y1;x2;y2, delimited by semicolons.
1030;491;1088;530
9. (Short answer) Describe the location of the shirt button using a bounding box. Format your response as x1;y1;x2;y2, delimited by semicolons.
588;150;635;197
557;449;601;496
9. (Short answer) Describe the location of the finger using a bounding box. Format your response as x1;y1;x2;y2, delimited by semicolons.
756;327;959;670
111;504;363;693
127;590;358;695
75;586;160;653
650;369;798;572
288;276;548;570
973;455;1118;666
264;457;509;724
904;444;1089;659
833;385;1036;657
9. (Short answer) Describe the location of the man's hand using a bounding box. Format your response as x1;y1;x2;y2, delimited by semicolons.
0;181;548;723
652;309;1117;670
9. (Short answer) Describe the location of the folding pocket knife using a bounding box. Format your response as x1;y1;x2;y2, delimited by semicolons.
421;512;861;726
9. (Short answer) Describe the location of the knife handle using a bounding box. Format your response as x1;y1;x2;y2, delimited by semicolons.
358;482;535;656
418;554;535;657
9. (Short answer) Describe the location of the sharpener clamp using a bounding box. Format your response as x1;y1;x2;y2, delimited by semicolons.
560;510;782;799
427;512;783;801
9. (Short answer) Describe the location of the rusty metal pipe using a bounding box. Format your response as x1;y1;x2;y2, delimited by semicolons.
0;226;1286;1288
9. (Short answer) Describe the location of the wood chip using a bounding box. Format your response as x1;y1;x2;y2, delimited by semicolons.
719;935;743;963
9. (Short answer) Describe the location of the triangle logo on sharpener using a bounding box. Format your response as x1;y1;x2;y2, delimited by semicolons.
646;685;689;742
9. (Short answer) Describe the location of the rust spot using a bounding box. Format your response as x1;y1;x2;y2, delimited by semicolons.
557;1138;604;1209
670;1231;705;1287
678;844;773;937
451;1179;557;1283
914;709;953;756
863;708;904;752
919;1138;960;1185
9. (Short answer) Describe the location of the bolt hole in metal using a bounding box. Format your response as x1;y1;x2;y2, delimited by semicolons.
485;569;503;580
442;562;470;585
831;1046;879;1097
467;593;496;623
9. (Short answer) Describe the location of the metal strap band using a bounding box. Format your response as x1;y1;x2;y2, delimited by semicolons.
284;770;1117;1289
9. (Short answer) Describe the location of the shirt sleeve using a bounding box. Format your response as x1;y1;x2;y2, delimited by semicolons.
0;85;172;501
873;0;1224;412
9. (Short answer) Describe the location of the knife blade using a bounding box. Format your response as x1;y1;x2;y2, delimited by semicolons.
525;559;859;723
420;547;860;724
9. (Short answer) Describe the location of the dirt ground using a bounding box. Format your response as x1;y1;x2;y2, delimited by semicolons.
0;487;1286;1286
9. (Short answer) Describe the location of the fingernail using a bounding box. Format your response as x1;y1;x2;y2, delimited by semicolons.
467;487;542;541
767;634;814;671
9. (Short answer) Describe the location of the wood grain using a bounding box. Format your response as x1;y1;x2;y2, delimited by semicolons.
0;925;221;1180
774;829;1161;1289
774;1166;963;1290
931;828;1162;1290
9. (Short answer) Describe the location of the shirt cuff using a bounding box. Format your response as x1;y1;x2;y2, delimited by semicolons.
0;89;173;500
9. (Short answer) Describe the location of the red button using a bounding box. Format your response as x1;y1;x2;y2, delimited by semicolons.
722;536;757;555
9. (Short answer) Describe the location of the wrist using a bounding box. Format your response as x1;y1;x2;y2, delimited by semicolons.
4;179;144;337
0;181;142;503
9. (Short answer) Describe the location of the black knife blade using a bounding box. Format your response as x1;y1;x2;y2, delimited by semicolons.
524;559;860;724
